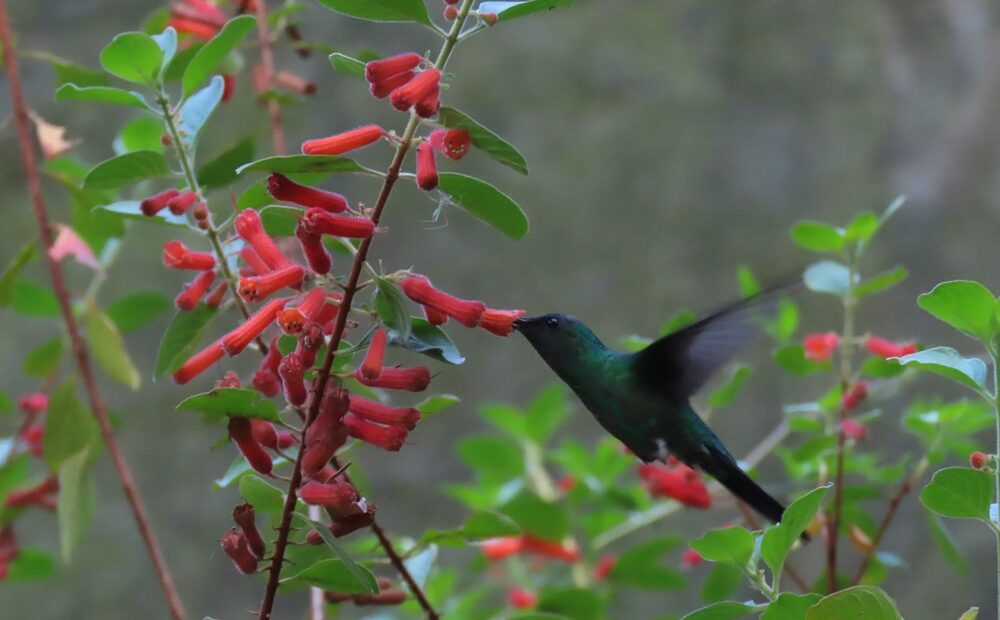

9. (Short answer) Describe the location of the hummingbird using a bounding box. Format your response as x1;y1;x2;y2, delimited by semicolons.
512;289;791;524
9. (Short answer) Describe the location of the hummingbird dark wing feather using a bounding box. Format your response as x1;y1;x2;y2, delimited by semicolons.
695;441;787;524
631;283;796;399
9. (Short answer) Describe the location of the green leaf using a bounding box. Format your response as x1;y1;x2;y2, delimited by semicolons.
501;490;569;541
86;302;141;390
536;587;604;620
43;382;99;471
58;445;97;561
281;558;378;593
6;548;56;582
478;0;573;23
314;0;431;25
177;75;224;152
524;384;569;444
328;52;366;77
83;151;171;189
458;435;523;482
761;485;828;579
236;154;366;176
707;365;751;409
423;510;521;546
106;291;171;332
918;281;998;342
920;467;993;520
690;526;755;568
438;107;528;174
896;347;987;392
93;200;190;227
774;345;830;375
54;83;151;109
239;474;284;515
0;455;31;519
804;586;902;620
701;562;742;603
415;393;460;415
99;31;164;85
790;221;844;253
115;116;166;154
177;387;281;424
154;305;218;378
610;537;685;590
152;27;177;74
46;55;108;87
197;135;254;189
844;211;879;244
958;608;980;620
11;280;59;318
260;205;302;237
23;337;65;377
0;242;36;306
926;513;967;574
680;602;760;620
803;260;852;297
438;173;528;240
737;264;762;297
760;593;824;620
183;15;256;96
307;519;379;593
373;276;411;340
855;266;908;299
389;317;465;365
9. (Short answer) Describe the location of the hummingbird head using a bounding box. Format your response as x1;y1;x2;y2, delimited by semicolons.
513;313;608;370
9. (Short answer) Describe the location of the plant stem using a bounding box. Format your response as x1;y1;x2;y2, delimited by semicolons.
251;0;286;154
992;350;1000;620
256;2;476;617
0;5;187;619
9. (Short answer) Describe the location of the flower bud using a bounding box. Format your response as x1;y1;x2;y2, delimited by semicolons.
302;388;350;476
267;173;347;212
401;274;485;327
508;588;536;609
443;5;457;20
297;322;324;368
220;527;259;574
840;418;869;441
250;419;279;450
329;508;376;537
228;417;273;475
481;536;523;561
175;270;216;311
162;241;216;270
359;329;387;380
3;475;58;509
295;218;332;275
235;209;294;271
253;369;281;398
354;366;431;392
348;396;420;430
369;70;415;99
680;549;703;569
222;298;287;356
299;481;361;518
389;69;441;112
173;340;225;384
239;264;305;302
204;282;228;308
970;451;990;470
166;191;199;215
481;12;498;26
343;414;407;451
302;208;375;239
141;189;180;216
232;503;266;559
803;331;839;363
273;70;316;95
841;382;868;412
413;85;440;119
365;53;423;83
866;336;918;359
241;246;272;276
594;553;617;580
18;393;48;415
215;370;241;389
19;423;44;457
279;352;307;406
301;125;385;156
480;308;527;337
522;534;581;562
416;141;438;190
221;73;236;102
422;304;448;325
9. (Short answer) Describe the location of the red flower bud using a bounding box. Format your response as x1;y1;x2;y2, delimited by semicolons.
279;352;307;406
253;369;281;398
260;335;283;374
866;336;918;359
681;549;704;569
232;503;266;559
369;70;415;99
480;308;527;337
204;282;228;308
329;509;376;537
267;173;347;212
220;528;259;574
348;396;420;430
169;17;219;39
216;370;241;389
299;481;360;518
522;534;581;562
235;209;294;271
173;340;225;384
594;553;617;580
444;0;460;4
401;274;485;327
295;219;333;275
416;141;438;191
803;331;839;363
413;85;440;119
241;246;272;276
343;414;407;451
482;536;523;561
365;53;423;83
163;241;216;270
359;329;387;380
221;74;236;102
429;128;472;161
840;418;869;441
250;419;278;450
507;588;536;609
557;475;576;493
273;70;316;96
222;298;287;356
0;526;17;565
354;366;431;392
277;431;296;450
302;208;375;239
239;264;305;302
297;322;324;368
301;125;385;156
175;269;216;311
166;191;199;215
390;68;441;112
443;5;458;20
422;304;448;325
141;189;180;216
637;462;711;508
228;417;273;475
481;12;498;26
19;423;44;457
4;475;58;509
841;382;868;412
18;393;48;414
970;451;990;470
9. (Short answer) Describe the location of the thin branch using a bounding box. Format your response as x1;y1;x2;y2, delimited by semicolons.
0;4;187;619
851;461;924;584
252;0;285;155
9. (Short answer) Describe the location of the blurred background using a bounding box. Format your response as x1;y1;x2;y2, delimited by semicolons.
2;0;1000;618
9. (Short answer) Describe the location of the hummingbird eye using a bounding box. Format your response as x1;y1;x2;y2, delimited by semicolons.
546;317;560;328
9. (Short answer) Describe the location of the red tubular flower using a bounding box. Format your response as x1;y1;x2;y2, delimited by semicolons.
297;322;324;368
507;588;537;609
422;304;448;325
681;549;704;569
267;173;348;212
4;475;59;509
19;423;44;457
416;141;438;191
279;353;307;406
429;128;472;161
235;209;294;271
390;68;441;112
360;329;387;380
840;418;869;441
0;526;17;565
369;70;415;99
414;85;440;119
239;264;305;302
216;371;241;389
342;414;407;451
241;246;272;276
166;191;199;215
637;463;712;508
481;12;498;26
220;528;259;574
803;331;839;363
970;451;990;470
557;475;577;493
169;17;219;39
175;269;216;311
232;503;266;559
348;396;420;430
250;419;278;450
841;381;868;411
221;74;236;102
355;366;431;392
163;241;216;270
18;393;48;414
173;340;225;384
228;417;273;475
299;481;360;518
222;298;287;356
866;336;918;359
303;208;375;239
274;70;316;95
482;536;523;561
594;554;617;580
329;509;376;537
252;369;281;398
261;335;282;374
295;218;333;275
401;274;485;327
480;308;527;337
304;387;350;470
277;431;295;450
141;188;180;216
205;282;227;308
301;125;385;156
365;53;423;83
277;308;307;335
522;534;581;562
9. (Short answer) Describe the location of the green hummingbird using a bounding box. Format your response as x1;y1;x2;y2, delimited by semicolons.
513;289;790;523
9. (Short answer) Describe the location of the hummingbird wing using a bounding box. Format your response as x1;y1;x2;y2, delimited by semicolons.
631;283;795;399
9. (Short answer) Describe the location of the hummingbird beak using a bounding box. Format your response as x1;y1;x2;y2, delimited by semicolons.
512;317;529;330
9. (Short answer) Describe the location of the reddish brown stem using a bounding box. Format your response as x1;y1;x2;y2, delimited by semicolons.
252;0;286;155
852;472;917;584
826;403;848;594
0;4;187;619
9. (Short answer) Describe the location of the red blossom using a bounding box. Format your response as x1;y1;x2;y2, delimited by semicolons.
342;414;407;451
416;141;438;190
354;366;431;392
299;481;361;518
18;393;48;414
4;475;58;509
273;70;316;95
481;536;523;561
295;219;332;275
301;125;385;156
235;209;294;271
348;396;420;430
443;5;457;19
278;353;307;406
222;298;287;356
239;264;305;302
296;321;324;368
173;340;225;384
215;371;241;389
401;274;485;327
389;68;441;112
328;509;376;538
414;85;440;118
507;588;537;609
204;282;227;308
429;128;472;161
681;549;704;569
228;417;273;475
162;241;216;271
175;269;216;311
480;308;527;336
241;246;272;276
557;475;577;493
359;329;387;380
365;53;423;83
302;388;350;476
252;369;281;398
840;418;869;441
803;331;839;363
970;451;990;470
220;528;259;574
267;173;348;212
841;381;868;412
141;188;180;216
594;553;617;580
302;208;375;239
250;419;278;450
221;74;236;102
521;534;581;562
166;191;199;215
866;336;918;359
232;503;266;559
19;423;44;457
369;70;415;99
481;12;498;26
422;304;448;325
637;462;711;508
